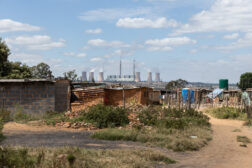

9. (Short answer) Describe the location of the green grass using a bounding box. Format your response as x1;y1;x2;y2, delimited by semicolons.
92;126;212;152
206;107;247;120
0;117;4;142
243;119;252;127
92;107;212;152
0;147;175;168
237;136;251;144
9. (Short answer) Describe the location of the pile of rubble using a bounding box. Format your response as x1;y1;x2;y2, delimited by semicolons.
55;121;96;130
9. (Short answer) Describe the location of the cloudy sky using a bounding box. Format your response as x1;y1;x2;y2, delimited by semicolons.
0;0;252;83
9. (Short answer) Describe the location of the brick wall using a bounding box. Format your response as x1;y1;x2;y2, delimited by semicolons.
104;87;152;106
0;81;55;114
71;87;104;112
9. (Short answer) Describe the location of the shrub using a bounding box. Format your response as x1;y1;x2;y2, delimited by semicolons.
206;107;246;120
244;119;252;127
13;111;34;123
0;117;4;142
85;105;129;128
0;109;11;122
138;106;159;126
0;148;36;168
237;136;251;144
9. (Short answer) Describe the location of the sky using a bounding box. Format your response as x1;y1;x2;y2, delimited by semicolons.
0;0;252;83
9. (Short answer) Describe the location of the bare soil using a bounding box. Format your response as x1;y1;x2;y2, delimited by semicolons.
2;115;252;168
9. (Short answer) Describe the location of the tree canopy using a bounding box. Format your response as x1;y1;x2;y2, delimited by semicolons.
0;38;11;77
63;70;78;81
166;79;188;90
31;62;52;79
238;72;252;90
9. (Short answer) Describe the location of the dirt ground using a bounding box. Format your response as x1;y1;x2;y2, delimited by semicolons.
2;115;252;168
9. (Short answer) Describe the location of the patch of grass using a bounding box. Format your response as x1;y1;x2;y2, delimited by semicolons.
206;107;247;120
0;117;4;142
0;147;175;168
92;126;212;152
232;129;242;132
237;136;251;144
92;107;212;152
243;119;252;127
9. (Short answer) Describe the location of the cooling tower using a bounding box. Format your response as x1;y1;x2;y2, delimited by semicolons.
155;72;161;82
98;72;104;82
82;71;87;81
135;72;141;82
147;72;152;83
89;72;95;82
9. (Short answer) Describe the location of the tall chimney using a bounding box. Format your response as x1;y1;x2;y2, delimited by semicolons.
98;72;104;82
155;72;160;82
147;72;152;83
135;72;141;82
82;71;87;81
89;72;95;82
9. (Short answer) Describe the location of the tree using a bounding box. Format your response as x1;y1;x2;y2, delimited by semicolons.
6;62;32;79
31;62;52;79
238;72;252;90
0;38;11;77
166;79;188;90
63;70;78;81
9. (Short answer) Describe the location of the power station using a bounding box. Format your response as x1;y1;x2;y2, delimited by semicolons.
81;59;161;83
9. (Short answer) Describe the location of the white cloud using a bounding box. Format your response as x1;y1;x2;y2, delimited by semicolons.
85;28;102;34
224;33;239;40
5;35;65;50
9;53;44;65
145;36;196;51
79;7;151;21
90;57;103;62
116;17;178;28
64;52;87;58
145;36;196;46
174;0;252;35
217;33;252;50
88;39;130;48
0;19;40;33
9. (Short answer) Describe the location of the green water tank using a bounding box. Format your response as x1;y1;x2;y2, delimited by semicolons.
219;79;229;90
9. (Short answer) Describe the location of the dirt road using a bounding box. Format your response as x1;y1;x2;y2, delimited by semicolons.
169;116;252;168
2;117;252;168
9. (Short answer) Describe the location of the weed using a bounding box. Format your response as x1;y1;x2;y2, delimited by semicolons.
85;105;129;128
237;136;251;144
243;119;252;127
0;109;11;122
67;153;76;167
232;129;241;132
206;107;247;120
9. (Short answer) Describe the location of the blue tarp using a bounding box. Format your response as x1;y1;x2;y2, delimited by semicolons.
207;88;223;99
182;88;195;104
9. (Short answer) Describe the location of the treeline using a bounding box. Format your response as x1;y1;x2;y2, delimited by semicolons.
0;38;78;80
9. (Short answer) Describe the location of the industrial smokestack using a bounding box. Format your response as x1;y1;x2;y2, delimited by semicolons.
155;72;160;82
89;72;95;82
135;72;141;82
98;72;104;82
147;72;152;83
82;71;87;81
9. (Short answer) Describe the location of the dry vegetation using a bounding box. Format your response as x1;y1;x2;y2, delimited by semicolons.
92;106;212;152
0;147;175;168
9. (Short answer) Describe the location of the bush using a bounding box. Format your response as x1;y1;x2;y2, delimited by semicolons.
138;107;210;130
85;105;129;128
244;119;252;127
0;148;37;168
206;107;246;120
0;117;4;142
0;109;11;122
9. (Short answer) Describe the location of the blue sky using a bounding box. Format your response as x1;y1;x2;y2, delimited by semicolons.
0;0;252;83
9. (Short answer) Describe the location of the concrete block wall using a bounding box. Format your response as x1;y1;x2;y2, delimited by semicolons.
0;82;55;114
55;80;71;112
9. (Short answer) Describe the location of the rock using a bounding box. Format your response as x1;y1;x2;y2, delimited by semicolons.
62;122;71;128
